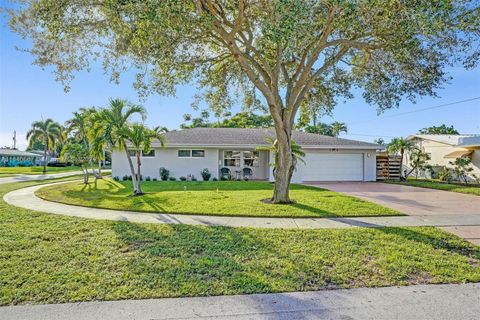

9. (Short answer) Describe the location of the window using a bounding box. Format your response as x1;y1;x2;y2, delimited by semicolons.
178;150;191;157
243;151;260;167
223;151;241;167
192;150;205;158
142;150;155;157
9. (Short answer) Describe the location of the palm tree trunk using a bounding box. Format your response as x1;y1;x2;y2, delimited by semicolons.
124;148;140;195
135;151;143;195
43;137;47;173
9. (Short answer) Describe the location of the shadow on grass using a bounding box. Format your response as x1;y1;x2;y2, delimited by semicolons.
110;221;480;303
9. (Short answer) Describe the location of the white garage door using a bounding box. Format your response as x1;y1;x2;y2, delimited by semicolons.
302;153;364;181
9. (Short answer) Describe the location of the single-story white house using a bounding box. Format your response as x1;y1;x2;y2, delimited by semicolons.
405;134;480;177
112;128;379;183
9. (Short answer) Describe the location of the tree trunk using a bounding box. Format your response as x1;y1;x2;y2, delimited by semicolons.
82;166;89;184
43;137;47;173
124;148;140;195
272;127;295;204
135;151;143;195
97;160;103;179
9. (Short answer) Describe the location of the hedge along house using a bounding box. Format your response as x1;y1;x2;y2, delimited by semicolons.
111;128;379;182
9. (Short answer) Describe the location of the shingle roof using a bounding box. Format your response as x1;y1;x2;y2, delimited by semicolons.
155;128;379;149
0;148;40;157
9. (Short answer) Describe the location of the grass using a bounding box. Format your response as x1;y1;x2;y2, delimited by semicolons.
386;179;480;196
0;166;84;176
35;179;401;218
1;178;479;306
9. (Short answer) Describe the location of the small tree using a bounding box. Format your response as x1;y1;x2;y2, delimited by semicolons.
120;124;166;195
449;158;474;184
373;138;385;146
387;137;414;177
406;148;431;179
61;143;90;184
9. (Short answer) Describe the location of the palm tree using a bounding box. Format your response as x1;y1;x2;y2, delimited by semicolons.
387;137;414;177
91;98;146;194
120;124;166;194
26;119;63;173
65;107;96;145
330;121;348;137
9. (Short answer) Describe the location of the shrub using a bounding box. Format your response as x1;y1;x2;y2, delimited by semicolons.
180;176;187;181
122;175;129;181
152;177;158;181
159;167;170;181
169;177;176;181
438;167;452;182
113;176;120;181
128;175;132;181
200;168;211;181
191;176;198;181
212;177;218;181
145;176;151;181
244;176;249;181
220;176;228;181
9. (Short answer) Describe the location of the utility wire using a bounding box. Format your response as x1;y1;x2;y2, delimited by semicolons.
349;97;480;125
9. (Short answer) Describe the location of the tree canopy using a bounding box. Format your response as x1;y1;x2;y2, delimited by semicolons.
8;0;480;202
181;111;273;129
419;125;460;135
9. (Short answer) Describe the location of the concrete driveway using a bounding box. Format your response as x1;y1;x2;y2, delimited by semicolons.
307;182;480;216
306;182;480;245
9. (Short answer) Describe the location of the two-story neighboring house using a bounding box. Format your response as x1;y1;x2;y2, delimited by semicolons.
404;134;480;178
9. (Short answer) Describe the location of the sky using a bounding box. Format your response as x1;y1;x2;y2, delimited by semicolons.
1;16;479;150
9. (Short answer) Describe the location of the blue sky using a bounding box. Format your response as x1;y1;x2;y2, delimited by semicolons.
1;20;479;150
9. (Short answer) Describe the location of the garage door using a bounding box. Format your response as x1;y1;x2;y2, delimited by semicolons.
302;153;364;181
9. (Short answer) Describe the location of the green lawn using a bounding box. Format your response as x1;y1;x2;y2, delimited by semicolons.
1;179;479;306
0;166;83;176
36;179;401;218
387;179;480;196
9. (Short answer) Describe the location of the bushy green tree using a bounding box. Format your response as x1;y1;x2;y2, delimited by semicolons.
61;143;91;184
449;157;474;183
8;1;480;203
419;125;459;135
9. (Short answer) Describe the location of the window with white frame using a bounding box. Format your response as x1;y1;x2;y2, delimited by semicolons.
192;150;205;157
243;151;260;167
223;151;241;167
178;150;191;157
178;149;205;158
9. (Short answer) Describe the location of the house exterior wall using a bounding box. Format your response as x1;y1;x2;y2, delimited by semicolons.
112;147;219;180
405;138;480;176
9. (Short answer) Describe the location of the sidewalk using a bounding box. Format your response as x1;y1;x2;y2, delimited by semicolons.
2;283;479;320
4;183;480;232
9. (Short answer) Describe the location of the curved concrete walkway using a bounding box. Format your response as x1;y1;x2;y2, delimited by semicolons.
4;181;480;229
0;170;111;184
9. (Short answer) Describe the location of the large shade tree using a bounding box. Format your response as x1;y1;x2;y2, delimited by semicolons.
8;1;480;203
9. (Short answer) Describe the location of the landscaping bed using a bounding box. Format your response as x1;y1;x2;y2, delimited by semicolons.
386;179;480;196
35;179;401;218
